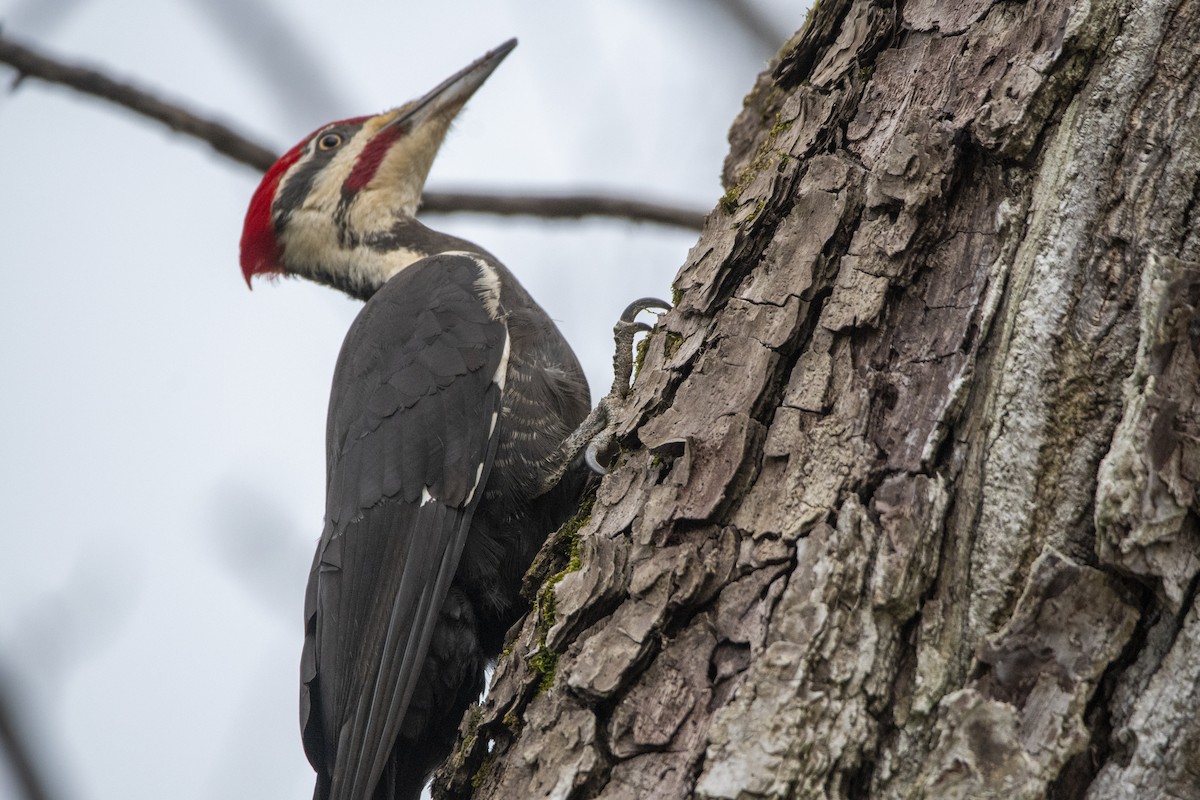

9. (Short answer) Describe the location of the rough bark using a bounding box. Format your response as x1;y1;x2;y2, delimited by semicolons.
434;0;1200;797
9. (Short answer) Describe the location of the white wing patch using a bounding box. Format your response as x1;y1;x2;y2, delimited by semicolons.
464;462;486;506
441;252;510;508
445;250;511;391
492;331;512;391
443;250;503;319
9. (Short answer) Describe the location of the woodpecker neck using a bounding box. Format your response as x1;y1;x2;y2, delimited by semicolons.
297;217;494;301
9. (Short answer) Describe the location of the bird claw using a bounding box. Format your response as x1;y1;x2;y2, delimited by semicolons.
589;297;673;475
538;297;674;492
620;297;673;324
609;297;671;398
584;436;611;476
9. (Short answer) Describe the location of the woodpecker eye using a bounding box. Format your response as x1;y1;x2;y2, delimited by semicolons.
317;132;345;151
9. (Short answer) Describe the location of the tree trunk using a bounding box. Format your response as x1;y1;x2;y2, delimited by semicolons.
435;0;1200;797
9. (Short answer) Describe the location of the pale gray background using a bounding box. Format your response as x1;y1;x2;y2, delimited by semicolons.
0;2;798;798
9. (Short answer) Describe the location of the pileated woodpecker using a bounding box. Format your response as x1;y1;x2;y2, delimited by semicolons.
239;40;595;800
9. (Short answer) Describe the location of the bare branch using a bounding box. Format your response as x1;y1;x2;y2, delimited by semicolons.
0;29;279;170
420;189;706;229
0;32;705;232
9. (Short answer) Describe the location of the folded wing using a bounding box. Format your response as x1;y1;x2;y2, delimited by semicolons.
299;253;509;800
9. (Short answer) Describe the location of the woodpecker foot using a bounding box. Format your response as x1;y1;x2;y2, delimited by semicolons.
585;297;672;475
538;298;670;496
607;297;672;395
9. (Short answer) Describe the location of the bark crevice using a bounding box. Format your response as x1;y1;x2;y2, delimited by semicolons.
435;0;1200;796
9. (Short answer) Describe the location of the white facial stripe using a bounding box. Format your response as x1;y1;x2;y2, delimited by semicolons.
276;123;374;219
302;138;369;217
274;113;397;235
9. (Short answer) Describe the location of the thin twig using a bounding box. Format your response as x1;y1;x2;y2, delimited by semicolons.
0;32;706;231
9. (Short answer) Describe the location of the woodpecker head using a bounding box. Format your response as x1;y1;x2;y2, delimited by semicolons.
240;39;515;299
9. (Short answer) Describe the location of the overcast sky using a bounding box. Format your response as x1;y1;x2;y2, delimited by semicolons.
0;2;800;798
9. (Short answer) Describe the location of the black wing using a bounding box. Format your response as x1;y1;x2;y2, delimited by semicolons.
299;253;508;800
